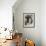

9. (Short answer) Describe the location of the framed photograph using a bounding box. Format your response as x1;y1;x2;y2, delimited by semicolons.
23;13;35;28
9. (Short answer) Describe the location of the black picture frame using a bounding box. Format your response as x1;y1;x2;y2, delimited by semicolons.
23;13;35;28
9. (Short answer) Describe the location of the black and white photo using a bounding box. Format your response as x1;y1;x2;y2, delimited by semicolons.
23;13;35;28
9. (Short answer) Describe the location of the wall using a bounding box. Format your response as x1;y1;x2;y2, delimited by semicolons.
41;0;46;46
0;0;16;30
13;0;41;46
